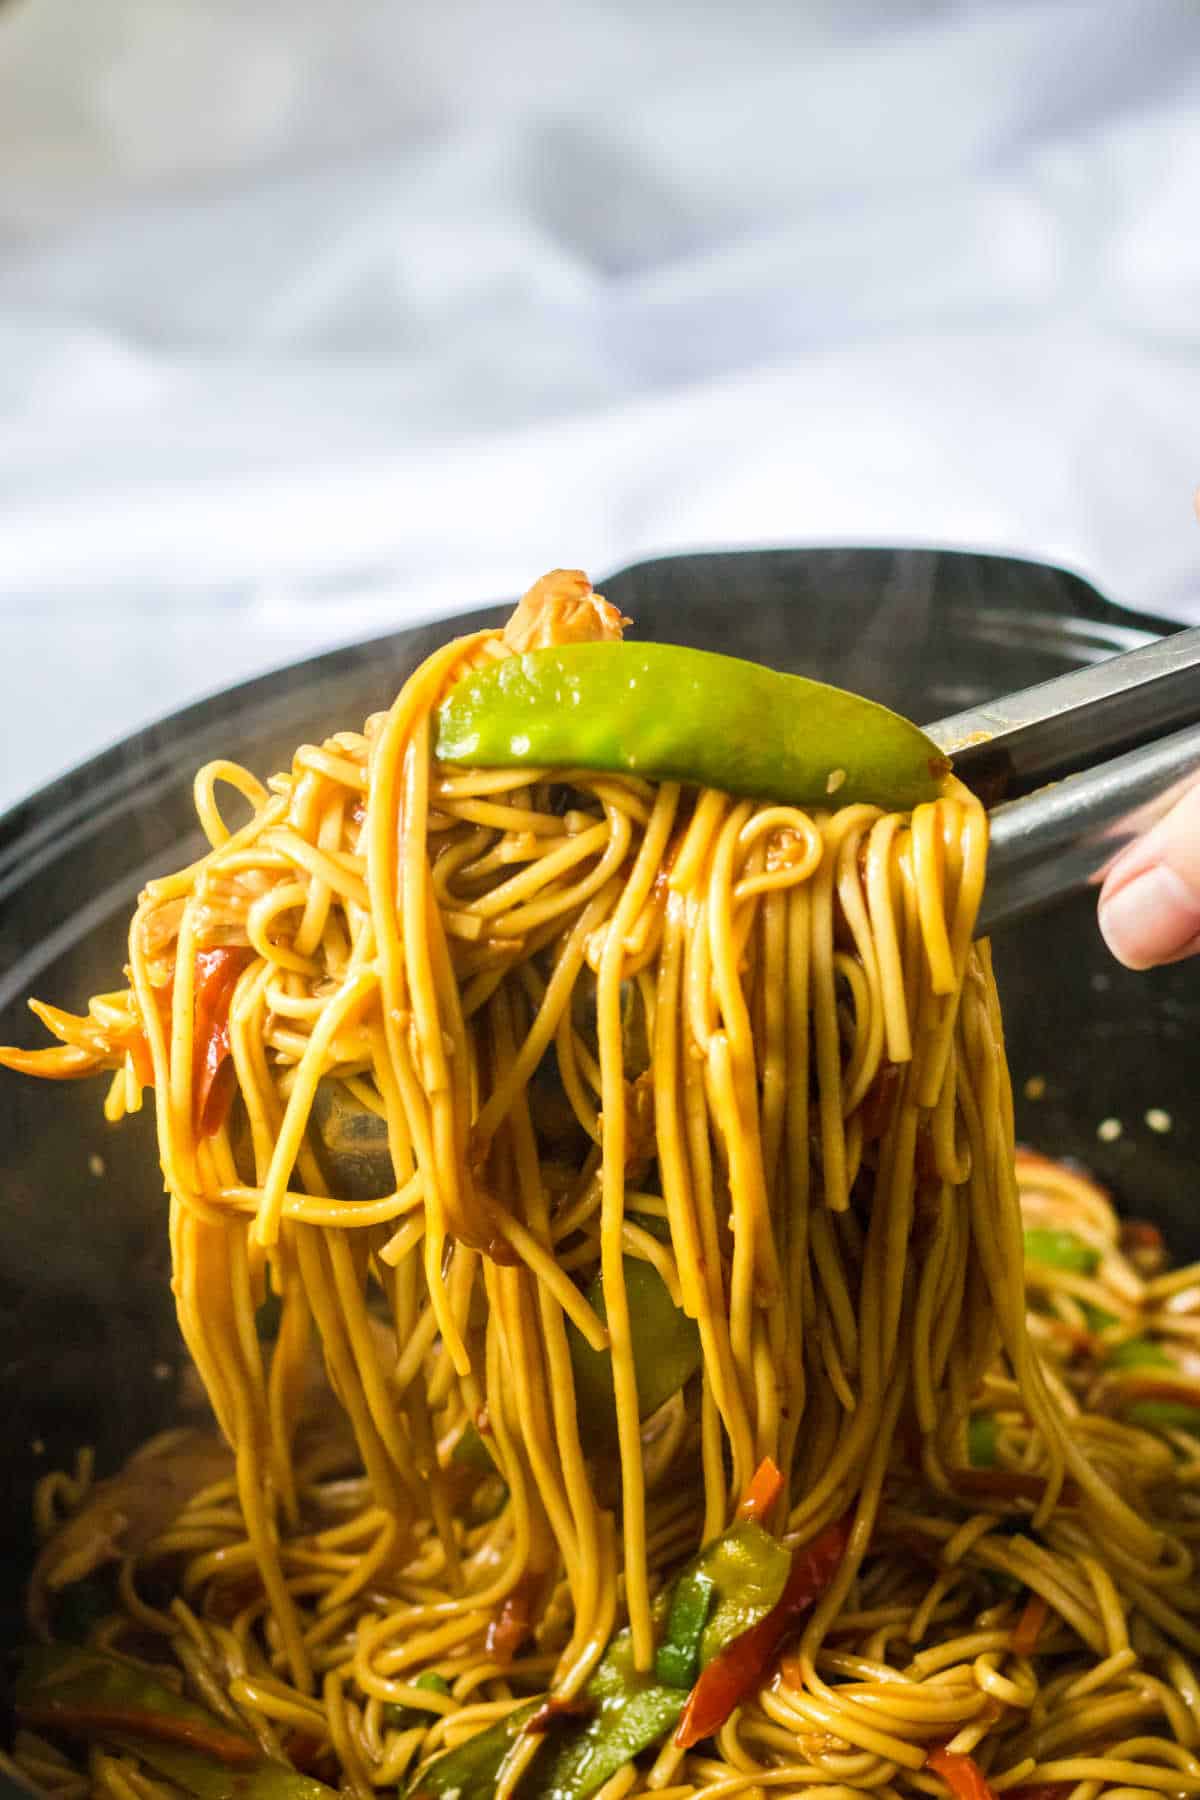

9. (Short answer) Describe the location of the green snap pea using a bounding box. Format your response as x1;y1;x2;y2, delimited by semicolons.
568;1255;702;1447
383;1670;453;1732
113;1742;334;1800
689;1519;792;1662
435;643;949;811
1105;1337;1174;1371
1126;1401;1200;1434
405;1699;541;1800
967;1414;997;1468
309;1077;394;1200
526;1633;684;1800
1022;1228;1100;1275
14;1645;335;1800
408;1517;790;1800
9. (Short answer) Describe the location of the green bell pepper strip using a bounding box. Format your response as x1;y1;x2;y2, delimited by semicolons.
568;1255;702;1448
654;1572;715;1689
1081;1302;1118;1332
1022;1228;1100;1275
434;643;949;812
14;1646;335;1800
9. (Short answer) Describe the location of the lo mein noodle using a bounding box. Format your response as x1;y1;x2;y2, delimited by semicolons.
6;572;1200;1800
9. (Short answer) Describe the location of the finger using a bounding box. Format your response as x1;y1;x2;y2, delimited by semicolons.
1098;783;1200;970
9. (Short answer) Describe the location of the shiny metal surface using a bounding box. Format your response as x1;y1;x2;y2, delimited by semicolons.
925;624;1200;933
976;721;1200;935
930;623;1200;795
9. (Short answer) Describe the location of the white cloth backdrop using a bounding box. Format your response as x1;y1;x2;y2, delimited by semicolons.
0;0;1198;812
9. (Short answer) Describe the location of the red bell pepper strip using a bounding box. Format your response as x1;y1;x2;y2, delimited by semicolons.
738;1457;784;1524
1010;1592;1049;1657
926;1747;997;1800
128;979;174;1090
192;947;254;1136
128;1031;156;1088
674;1513;849;1749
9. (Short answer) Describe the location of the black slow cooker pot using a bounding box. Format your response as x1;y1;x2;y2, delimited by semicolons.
2;547;1197;1673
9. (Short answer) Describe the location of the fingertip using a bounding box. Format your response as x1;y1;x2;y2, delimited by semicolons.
1098;862;1200;971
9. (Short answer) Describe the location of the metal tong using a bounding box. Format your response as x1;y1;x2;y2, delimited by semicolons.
925;624;1200;936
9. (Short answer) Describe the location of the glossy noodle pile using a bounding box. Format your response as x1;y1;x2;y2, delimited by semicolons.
7;574;1200;1800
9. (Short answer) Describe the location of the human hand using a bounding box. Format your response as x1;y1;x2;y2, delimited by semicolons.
1098;781;1200;969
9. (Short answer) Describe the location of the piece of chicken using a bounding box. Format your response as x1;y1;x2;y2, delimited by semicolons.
501;569;628;653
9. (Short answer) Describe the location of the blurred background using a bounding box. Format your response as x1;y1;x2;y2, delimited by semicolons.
1;0;1198;813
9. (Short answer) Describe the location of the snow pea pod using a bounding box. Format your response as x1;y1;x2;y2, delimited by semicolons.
1098;1339;1200;1434
383;1671;452;1733
14;1645;335;1800
1022;1228;1100;1275
1105;1337;1173;1371
967;1413;997;1468
406;1518;791;1800
526;1633;685;1800
302;1077;698;1448
690;1520;793;1663
114;1741;335;1800
567;1255;702;1446
435;643;949;811
405;1700;541;1800
1127;1400;1200;1433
